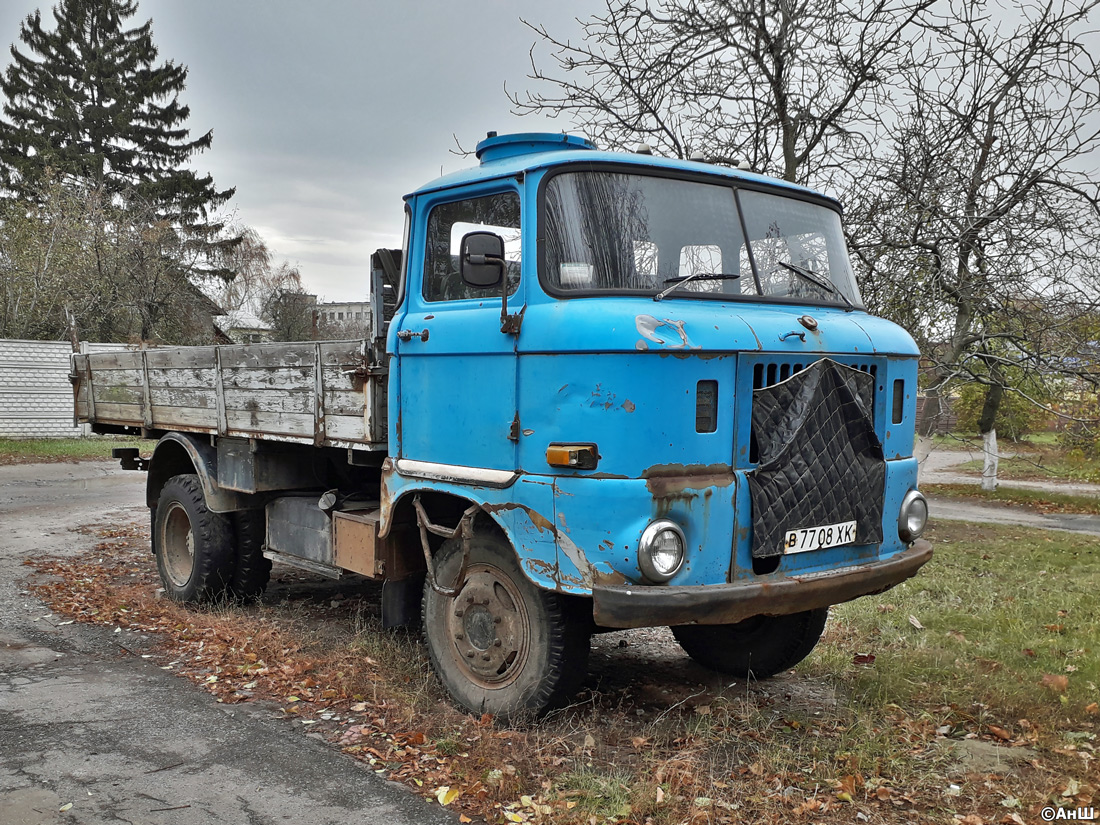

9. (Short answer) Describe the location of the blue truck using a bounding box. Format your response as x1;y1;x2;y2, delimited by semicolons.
74;132;932;721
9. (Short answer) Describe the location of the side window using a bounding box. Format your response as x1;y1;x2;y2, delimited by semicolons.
423;192;521;303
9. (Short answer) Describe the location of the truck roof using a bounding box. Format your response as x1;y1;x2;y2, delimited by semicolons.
406;132;840;207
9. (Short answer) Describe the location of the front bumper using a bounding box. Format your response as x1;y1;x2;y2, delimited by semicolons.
592;539;932;628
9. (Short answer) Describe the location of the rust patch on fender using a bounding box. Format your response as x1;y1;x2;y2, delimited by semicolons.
621;399;636;413
643;462;734;496
591;567;628;586
483;502;555;534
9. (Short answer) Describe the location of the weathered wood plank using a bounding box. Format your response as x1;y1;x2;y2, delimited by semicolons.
219;368;316;392
92;384;144;405
147;387;217;410
326;415;372;443
88;367;144;388
148;405;219;430
225;409;317;438
144;348;216;370
89;401;144;425
223;388;314;414
83;350;143;370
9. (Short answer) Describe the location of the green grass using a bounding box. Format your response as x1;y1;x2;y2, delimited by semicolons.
811;521;1100;727
957;453;1100;483
0;435;147;464
931;431;1062;451
922;482;1100;514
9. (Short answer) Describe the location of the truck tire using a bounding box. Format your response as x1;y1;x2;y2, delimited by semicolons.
153;474;236;603
422;531;589;722
671;608;828;678
230;509;271;601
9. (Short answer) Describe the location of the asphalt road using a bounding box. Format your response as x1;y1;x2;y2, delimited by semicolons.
0;461;452;825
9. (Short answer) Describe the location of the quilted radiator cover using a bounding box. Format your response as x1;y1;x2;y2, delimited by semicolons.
747;358;885;558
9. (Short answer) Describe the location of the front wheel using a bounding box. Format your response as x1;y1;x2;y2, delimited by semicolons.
153;474;236;603
422;531;589;722
671;608;828;678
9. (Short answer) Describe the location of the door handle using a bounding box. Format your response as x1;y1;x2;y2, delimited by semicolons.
397;328;430;342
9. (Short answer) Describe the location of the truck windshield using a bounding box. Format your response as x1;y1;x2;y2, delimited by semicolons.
541;170;863;308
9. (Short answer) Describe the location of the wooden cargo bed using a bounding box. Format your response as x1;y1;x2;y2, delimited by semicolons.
73;339;388;451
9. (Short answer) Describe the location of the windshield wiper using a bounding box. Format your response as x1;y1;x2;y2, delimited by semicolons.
777;261;855;311
654;272;741;302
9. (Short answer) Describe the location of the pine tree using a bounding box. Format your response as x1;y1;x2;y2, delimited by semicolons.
0;0;234;238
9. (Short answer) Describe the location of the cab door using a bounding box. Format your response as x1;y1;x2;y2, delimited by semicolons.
395;187;522;472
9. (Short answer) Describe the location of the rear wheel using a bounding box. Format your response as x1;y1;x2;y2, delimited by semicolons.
422;530;589;722
153;474;235;603
229;509;271;601
671;608;828;678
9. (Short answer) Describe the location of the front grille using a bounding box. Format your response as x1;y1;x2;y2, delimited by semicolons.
751;359;877;390
745;358;886;558
748;357;880;462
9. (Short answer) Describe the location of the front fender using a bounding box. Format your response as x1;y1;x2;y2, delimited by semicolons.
380;458;593;594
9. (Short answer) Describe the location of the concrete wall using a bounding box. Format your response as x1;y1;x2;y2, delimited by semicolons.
0;339;128;438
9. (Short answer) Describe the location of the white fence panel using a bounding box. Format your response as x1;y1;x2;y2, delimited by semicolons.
0;339;130;438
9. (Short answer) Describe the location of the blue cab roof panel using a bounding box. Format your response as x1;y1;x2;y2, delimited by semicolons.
407;132;834;205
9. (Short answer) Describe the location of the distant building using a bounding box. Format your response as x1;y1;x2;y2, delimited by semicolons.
313;301;371;337
216;311;273;345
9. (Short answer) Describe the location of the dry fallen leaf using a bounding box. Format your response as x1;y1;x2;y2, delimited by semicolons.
1041;674;1069;694
1085;702;1098;715
434;786;461;806
656;786;665;804
987;725;1012;742
908;615;925;630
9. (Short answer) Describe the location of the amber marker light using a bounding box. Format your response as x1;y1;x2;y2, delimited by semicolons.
545;443;600;470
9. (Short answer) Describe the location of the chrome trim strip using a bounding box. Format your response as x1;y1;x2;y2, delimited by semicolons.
394;459;520;489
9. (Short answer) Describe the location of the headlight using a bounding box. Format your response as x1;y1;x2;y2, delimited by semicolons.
898;490;928;542
638;519;686;583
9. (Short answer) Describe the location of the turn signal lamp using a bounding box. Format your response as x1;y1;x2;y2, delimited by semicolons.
546;443;599;470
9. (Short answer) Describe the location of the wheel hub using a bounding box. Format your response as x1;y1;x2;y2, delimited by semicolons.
161;502;195;587
447;565;529;687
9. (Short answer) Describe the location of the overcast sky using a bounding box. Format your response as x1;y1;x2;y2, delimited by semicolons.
0;0;599;302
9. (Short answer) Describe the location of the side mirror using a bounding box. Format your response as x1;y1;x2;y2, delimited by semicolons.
459;231;505;288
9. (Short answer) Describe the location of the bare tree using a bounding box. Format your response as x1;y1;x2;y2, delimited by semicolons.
515;0;1100;488
852;0;1100;487
261;269;316;342
512;0;934;186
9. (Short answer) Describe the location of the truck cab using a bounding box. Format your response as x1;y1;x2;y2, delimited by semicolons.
385;133;930;716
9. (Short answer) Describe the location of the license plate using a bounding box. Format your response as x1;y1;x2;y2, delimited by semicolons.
783;520;857;554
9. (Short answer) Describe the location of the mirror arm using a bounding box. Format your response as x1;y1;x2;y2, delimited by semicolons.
481;254;523;336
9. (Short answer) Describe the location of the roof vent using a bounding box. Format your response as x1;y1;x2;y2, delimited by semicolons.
634;142;653;155
475;132;596;164
689;150;706;161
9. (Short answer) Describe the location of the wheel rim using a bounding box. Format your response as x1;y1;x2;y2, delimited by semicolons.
161;502;196;587
445;563;531;689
